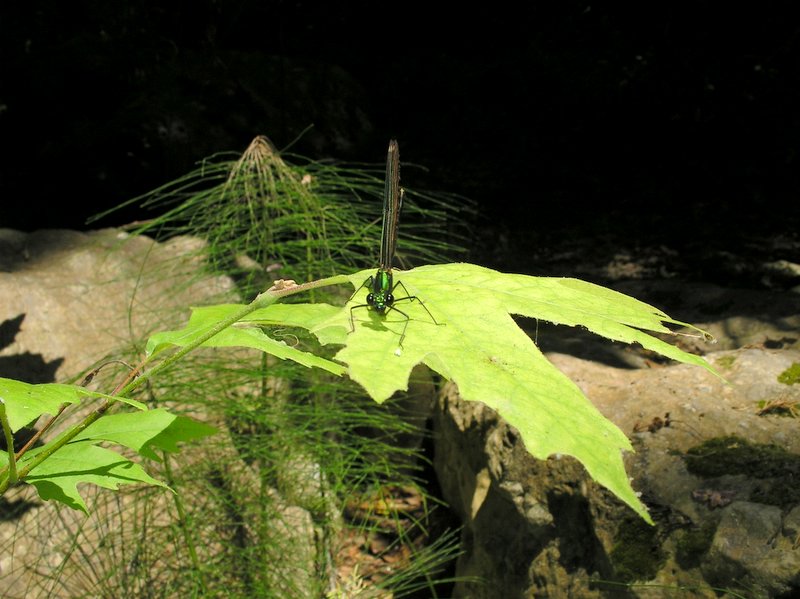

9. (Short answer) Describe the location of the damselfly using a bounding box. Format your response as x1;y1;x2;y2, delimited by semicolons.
349;140;438;347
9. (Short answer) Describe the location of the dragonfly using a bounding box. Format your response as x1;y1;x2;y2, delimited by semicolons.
349;139;438;347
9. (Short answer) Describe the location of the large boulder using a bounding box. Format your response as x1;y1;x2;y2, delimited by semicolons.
434;316;800;597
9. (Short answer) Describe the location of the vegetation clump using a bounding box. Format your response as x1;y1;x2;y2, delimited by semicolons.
777;362;800;385
714;354;736;369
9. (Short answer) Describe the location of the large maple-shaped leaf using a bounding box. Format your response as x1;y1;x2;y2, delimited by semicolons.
309;263;716;522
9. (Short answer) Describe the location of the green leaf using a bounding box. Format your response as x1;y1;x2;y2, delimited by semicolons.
0;378;81;431
146;303;346;375
22;442;170;513
0;378;145;432
308;263;717;522
73;408;218;461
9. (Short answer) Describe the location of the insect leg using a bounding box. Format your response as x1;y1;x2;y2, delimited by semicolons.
385;304;411;347
391;280;439;325
349;304;370;333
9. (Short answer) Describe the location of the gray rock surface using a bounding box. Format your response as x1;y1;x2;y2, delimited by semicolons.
0;228;234;383
703;501;789;596
435;325;800;596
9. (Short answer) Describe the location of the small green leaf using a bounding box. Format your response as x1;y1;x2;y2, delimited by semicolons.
23;442;169;513
73;408;217;460
0;378;83;432
0;378;146;433
146;303;346;375
143;413;218;459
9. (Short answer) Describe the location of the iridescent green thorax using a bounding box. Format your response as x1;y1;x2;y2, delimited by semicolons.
367;269;394;314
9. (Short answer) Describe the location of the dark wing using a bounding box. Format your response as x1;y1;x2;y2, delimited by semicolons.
380;139;401;270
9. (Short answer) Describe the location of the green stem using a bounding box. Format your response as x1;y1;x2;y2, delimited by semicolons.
0;399;18;484
0;273;350;495
162;450;208;594
119;274;348;399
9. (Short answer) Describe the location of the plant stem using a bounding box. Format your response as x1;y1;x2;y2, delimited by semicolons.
162;450;208;594
0;399;18;484
119;274;349;398
12;403;67;460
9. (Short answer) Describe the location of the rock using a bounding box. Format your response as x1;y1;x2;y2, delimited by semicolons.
434;384;618;598
784;505;800;540
0;228;235;383
433;347;800;597
703;501;797;596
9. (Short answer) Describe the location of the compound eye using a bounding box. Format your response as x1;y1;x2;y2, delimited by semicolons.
366;293;375;305
385;293;394;304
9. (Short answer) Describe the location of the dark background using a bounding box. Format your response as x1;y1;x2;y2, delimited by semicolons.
1;2;798;248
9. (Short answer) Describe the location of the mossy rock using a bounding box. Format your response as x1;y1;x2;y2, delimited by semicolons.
675;519;717;569
683;435;800;508
714;355;737;370
609;516;666;583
